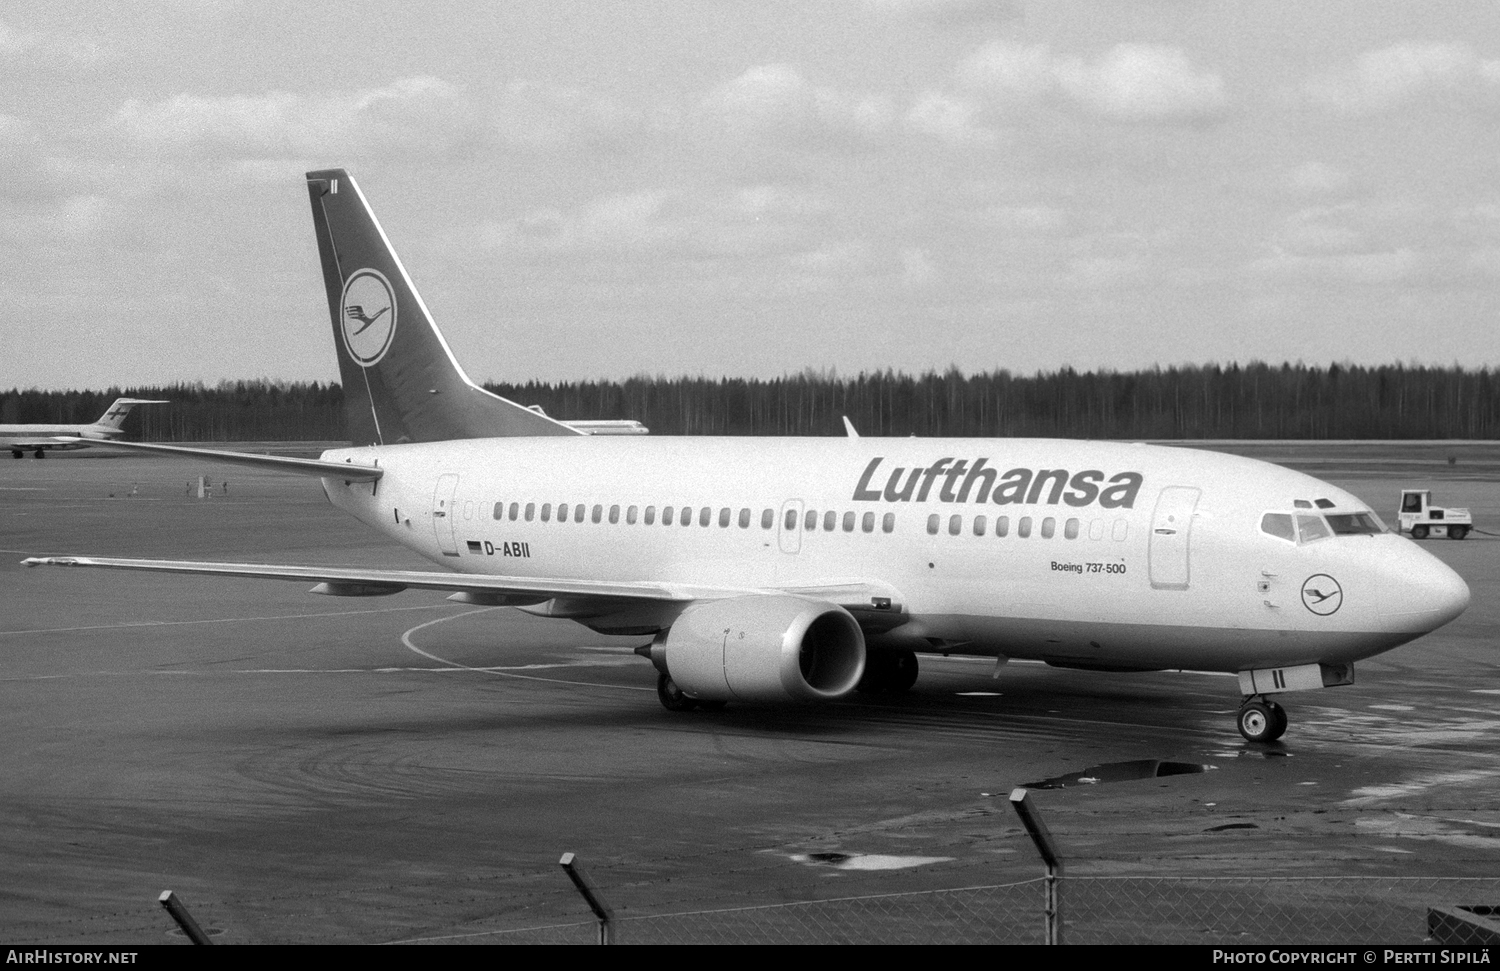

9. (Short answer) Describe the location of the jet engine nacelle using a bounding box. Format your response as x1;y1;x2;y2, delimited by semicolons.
653;595;866;703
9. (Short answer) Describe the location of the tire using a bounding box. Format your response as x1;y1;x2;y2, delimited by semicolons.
656;673;697;712
888;650;919;693
1450;526;1468;541
1411;525;1430;540
1238;700;1287;743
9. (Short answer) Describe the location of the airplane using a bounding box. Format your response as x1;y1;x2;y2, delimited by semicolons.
23;168;1471;744
2;397;169;458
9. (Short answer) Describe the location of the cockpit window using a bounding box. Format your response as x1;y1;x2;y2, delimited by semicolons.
1260;513;1296;542
1326;512;1383;535
1296;513;1331;543
1315;498;1335;509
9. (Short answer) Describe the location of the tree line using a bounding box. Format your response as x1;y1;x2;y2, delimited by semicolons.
4;363;1498;441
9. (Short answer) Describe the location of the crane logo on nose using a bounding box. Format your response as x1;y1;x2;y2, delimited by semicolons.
1301;574;1343;616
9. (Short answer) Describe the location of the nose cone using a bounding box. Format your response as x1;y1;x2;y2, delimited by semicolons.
1378;543;1470;633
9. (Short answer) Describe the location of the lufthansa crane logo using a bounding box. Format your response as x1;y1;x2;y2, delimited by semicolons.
1301;574;1343;616
340;268;397;367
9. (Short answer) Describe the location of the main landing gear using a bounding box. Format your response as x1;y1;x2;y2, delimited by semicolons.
856;649;919;695
1237;696;1288;743
655;673;725;712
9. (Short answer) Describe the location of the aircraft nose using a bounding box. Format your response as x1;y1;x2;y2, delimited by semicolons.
1378;545;1470;633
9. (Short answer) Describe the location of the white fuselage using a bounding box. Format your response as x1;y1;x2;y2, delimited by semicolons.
318;436;1468;673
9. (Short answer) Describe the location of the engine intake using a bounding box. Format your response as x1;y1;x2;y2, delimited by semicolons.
653;595;865;703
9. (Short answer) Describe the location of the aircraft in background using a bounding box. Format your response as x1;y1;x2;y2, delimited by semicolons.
2;398;168;458
24;169;1471;743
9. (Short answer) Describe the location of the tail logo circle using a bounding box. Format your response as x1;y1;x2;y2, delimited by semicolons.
340;269;397;367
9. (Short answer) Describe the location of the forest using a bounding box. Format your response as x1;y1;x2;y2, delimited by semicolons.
4;363;1498;442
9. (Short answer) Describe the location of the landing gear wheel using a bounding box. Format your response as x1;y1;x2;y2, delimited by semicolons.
1450;526;1469;540
10;451;20;459
1237;698;1287;743
857;649;918;694
656;673;697;712
33;449;44;459
1411;525;1430;540
887;649;919;693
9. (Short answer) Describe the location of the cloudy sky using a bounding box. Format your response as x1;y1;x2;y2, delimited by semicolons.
3;0;1499;390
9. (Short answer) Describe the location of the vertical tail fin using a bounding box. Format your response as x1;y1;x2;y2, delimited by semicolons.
305;169;579;445
93;398;168;432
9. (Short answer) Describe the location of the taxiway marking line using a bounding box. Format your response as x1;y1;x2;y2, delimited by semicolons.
400;609;653;693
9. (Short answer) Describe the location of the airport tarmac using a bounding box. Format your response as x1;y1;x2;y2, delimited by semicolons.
3;446;1500;944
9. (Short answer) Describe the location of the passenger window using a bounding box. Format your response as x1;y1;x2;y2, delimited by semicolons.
882;513;895;534
862;512;874;533
973;514;987;536
719;507;730;527
624;505;635;525
1065;518;1079;540
785;509;798;530
592;504;603;523
805;509;818;531
1018;516;1032;538
927;514;940;535
1112;520;1128;541
556;503;568;522
762;509;774;529
1088;518;1103;541
948;514;962;536
608;505;619;524
739;508;751;528
644;505;656;525
699;506;710;527
995;515;1009;538
663;506;674;526
493;502;503;520
1296;514;1331;543
463;501;473;521
509;502;519;521
1261;513;1295;542
843;512;856;532
541;503;552;522
524;502;535;522
824;510;836;532
1041;517;1055;539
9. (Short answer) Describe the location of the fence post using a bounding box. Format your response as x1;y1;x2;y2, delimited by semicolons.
157;890;213;945
1010;788;1064;944
559;852;614;944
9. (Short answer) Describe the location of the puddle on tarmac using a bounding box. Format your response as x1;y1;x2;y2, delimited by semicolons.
1025;759;1214;790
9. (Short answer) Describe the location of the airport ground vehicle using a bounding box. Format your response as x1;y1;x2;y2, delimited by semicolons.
1397;490;1472;540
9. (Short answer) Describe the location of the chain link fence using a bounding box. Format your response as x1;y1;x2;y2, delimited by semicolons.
397;874;1500;945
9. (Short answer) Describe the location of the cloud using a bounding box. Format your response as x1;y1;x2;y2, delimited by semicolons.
704;64;894;148
955;40;1228;125
493;80;664;150
1306;42;1500;113
111;77;472;160
856;0;1020;27
481;184;828;261
0;17;102;64
905;91;998;145
1287;161;1352;197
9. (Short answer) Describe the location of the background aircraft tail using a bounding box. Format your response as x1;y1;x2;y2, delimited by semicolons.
305;168;578;445
93;398;168;431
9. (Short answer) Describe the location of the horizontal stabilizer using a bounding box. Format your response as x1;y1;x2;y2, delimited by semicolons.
53;438;383;481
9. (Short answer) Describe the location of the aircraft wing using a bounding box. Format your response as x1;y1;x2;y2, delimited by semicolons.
23;555;703;601
3;437;87;450
52;438;383;481
21;556;909;626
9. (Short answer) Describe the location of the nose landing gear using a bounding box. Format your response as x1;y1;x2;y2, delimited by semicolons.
1237;696;1288;743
